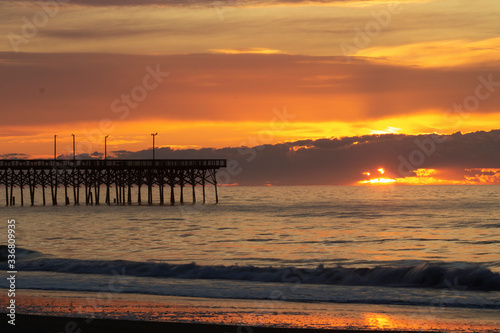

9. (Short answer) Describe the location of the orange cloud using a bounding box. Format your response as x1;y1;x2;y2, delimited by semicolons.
2;53;500;128
358;168;500;185
357;38;500;68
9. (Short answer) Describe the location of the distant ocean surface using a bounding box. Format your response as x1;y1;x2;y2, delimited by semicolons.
1;186;500;329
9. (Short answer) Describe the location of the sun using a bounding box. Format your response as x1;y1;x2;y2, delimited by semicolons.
364;178;396;184
358;167;396;185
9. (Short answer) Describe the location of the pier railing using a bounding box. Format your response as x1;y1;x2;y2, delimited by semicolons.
0;159;227;169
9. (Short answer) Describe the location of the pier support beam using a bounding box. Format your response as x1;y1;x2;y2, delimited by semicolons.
210;169;219;204
179;170;184;204
159;184;164;205
41;171;47;206
9;174;15;206
148;185;152;205
137;184;142;205
75;172;80;205
122;184;126;204
29;171;35;206
191;170;196;203
106;171;111;205
20;171;24;206
64;172;69;205
202;174;206;204
50;169;58;206
73;171;77;205
115;181;120;205
215;181;218;204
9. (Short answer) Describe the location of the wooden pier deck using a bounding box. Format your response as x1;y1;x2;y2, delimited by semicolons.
0;159;226;206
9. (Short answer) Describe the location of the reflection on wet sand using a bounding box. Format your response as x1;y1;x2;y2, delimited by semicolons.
9;290;499;332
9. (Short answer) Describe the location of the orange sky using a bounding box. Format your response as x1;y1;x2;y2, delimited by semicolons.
1;0;500;184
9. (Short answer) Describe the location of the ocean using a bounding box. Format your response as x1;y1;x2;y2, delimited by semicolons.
1;185;500;331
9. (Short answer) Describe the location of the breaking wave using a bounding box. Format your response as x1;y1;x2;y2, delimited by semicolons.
3;248;500;291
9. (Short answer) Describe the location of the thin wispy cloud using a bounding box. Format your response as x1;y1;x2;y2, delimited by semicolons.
210;48;285;54
0;0;419;8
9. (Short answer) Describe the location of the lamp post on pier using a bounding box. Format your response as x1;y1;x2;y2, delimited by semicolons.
53;135;57;161
71;134;76;161
105;135;109;160
151;133;158;161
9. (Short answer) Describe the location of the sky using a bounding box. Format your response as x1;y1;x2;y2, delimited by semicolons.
1;0;500;185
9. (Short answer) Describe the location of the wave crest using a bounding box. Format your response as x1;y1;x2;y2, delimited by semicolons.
5;253;500;291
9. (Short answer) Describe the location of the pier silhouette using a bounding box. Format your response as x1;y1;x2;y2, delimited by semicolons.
0;159;226;206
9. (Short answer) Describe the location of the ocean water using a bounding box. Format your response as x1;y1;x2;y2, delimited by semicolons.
1;185;500;330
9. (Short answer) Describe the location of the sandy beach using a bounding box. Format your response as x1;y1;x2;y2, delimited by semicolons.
1;289;499;333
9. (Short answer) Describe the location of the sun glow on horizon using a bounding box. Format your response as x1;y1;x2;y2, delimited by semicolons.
359;167;396;184
4;111;500;159
358;168;500;186
362;178;396;184
369;127;402;135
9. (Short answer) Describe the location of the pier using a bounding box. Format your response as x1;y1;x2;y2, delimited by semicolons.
0;159;226;206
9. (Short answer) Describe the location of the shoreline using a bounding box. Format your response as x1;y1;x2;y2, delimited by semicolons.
1;314;438;333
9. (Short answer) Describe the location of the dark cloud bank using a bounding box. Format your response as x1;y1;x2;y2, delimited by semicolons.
103;130;500;185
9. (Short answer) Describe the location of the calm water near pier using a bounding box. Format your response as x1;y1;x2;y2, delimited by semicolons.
1;185;500;331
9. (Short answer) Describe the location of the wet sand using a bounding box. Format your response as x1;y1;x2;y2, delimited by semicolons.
2;313;437;333
1;289;499;332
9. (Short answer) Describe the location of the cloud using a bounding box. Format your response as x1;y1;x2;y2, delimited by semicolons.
0;0;409;8
39;27;171;40
0;153;30;159
1;52;499;129
108;130;500;185
464;168;500;184
356;38;500;68
210;48;284;54
2;0;497;62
